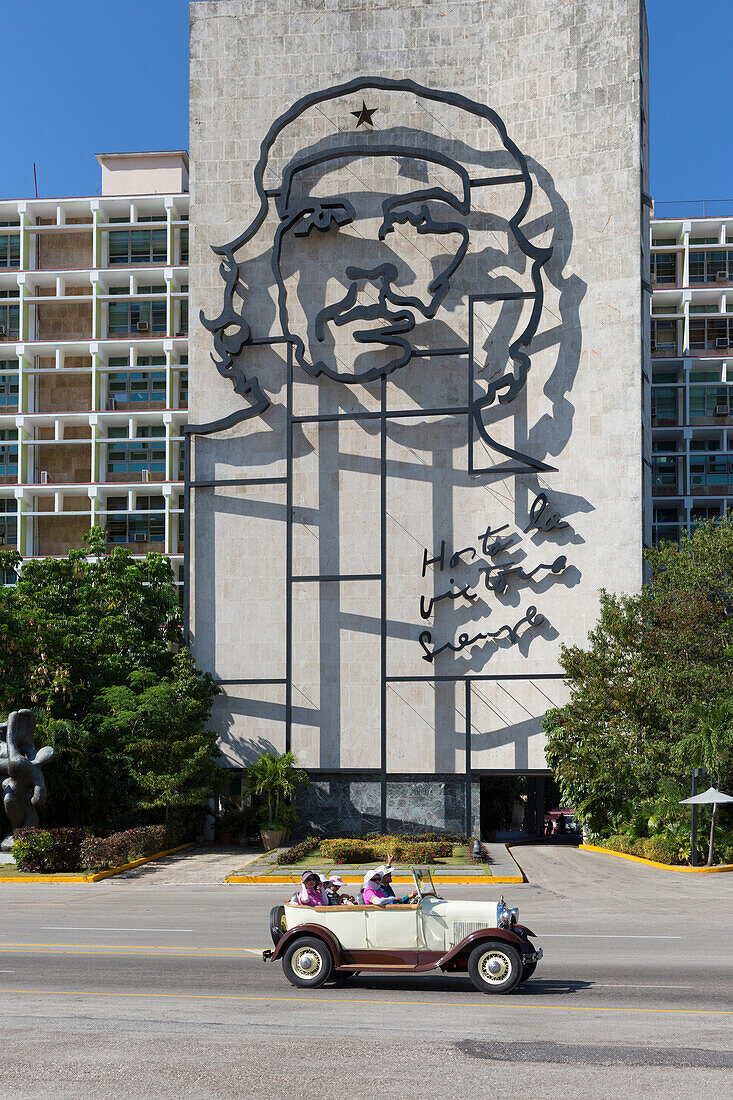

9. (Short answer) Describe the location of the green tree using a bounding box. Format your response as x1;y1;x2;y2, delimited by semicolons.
0;530;219;834
545;515;733;850
676;701;733;865
246;751;308;828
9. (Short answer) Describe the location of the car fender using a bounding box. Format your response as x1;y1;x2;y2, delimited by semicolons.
268;923;342;966
437;927;529;969
513;924;536;938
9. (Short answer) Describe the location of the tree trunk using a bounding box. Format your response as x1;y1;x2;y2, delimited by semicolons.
707;802;718;867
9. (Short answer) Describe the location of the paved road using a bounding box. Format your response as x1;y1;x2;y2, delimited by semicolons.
1;845;730;1098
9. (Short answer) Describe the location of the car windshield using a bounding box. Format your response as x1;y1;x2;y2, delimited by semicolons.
412;866;439;898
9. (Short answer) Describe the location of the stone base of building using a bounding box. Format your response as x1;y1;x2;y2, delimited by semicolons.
293;774;481;839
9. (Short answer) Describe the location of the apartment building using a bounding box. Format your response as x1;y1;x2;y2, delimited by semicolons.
651;209;733;544
0;152;188;587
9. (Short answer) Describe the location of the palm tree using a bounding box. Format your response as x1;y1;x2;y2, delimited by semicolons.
246;752;307;827
677;701;733;866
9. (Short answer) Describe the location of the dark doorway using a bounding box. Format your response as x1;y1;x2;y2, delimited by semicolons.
479;773;555;840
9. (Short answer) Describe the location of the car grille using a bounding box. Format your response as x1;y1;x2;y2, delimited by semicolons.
451;921;489;946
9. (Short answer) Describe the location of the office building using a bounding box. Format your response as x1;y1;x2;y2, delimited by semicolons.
0;152;189;587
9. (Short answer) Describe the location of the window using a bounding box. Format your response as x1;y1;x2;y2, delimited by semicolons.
0;233;20;269
690;437;721;451
106;425;166;476
108;298;166;335
108;370;166;404
650;252;677;285
689;237;718;245
652;505;682;546
138;214;166;223
178;369;188;407
179;227;188;263
0;373;19;406
689;384;730;419
0;429;18;477
652;369;679;384
178;299;188;335
689;304;718;314
689;250;732;284
651;456;679;490
0;498;16;545
652;438;678;452
651;319;677;355
651;386;677;422
690;456;733;490
106;493;165;544
108;228;167;265
0;305;20;338
689;317;733;351
690;506;721;530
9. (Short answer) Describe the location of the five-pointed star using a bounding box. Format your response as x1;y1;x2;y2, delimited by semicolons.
351;100;378;128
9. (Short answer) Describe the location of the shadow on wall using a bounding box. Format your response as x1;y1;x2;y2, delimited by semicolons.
193;87;591;781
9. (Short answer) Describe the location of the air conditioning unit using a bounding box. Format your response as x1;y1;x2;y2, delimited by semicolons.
716;270;728;281
136;321;150;333
715;337;729;348
142;468;150;482
133;532;147;542
714;404;730;416
0;326;6;337
40;470;48;485
175;330;186;337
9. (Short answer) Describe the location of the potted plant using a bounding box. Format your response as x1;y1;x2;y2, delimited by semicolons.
246;752;308;851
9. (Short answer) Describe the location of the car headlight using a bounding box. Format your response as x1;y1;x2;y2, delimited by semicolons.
496;896;519;928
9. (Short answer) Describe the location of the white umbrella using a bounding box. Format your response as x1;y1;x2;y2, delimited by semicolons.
679;787;733;805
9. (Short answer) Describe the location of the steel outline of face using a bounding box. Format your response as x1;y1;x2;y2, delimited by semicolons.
273;149;472;385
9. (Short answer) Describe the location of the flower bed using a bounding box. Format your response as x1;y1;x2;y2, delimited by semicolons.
320;835;453;864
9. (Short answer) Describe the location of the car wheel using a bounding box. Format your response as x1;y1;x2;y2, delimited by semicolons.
282;936;333;989
467;941;523;995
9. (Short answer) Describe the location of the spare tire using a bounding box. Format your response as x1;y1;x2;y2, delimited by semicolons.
269;905;286;946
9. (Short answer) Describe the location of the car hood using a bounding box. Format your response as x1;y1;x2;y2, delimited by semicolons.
423;897;503;925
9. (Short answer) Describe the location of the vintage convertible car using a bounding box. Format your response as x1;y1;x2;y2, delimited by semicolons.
263;868;542;994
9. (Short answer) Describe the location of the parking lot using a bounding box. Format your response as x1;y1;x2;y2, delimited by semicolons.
1;845;730;1098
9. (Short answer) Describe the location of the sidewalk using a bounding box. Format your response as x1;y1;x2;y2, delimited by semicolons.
107;843;262;885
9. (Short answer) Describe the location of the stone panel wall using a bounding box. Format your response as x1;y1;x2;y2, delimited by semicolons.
190;0;648;828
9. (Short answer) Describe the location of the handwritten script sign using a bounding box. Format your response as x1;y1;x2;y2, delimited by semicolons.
418;494;571;663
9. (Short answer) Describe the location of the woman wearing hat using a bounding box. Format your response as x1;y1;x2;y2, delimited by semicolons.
295;870;328;906
324;874;357;906
362;869;417;907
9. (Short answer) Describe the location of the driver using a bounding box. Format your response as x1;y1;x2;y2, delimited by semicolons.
362;869;417;906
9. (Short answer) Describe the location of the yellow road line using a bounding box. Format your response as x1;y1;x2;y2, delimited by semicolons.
0;987;730;1016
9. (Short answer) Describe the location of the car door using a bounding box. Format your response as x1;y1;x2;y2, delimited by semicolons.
364;904;421;952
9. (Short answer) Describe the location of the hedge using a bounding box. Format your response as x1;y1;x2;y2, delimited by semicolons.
276;835;321;866
12;825;174;874
320;837;453;864
12;827;87;873
600;834;680;865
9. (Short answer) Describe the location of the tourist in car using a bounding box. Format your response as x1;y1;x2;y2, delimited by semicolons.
363;869;417;906
296;871;328;906
324;874;357;906
373;858;396;897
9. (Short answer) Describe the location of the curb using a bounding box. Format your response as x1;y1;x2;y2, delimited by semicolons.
0;843;192;883
225;873;523;884
579;843;733;874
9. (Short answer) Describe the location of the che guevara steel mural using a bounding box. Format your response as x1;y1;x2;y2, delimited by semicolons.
196;76;580;698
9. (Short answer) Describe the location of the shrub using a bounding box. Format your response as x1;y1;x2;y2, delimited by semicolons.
80;824;172;872
600;834;682;865
276;835;321;865
319;837;453;864
12;827;87;873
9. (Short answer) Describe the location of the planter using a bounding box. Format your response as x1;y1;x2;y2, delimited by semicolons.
260;828;286;851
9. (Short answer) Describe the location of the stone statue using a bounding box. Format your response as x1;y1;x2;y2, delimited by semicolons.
0;710;54;851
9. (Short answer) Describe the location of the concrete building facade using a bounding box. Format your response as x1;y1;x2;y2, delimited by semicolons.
0;153;189;586
188;0;650;835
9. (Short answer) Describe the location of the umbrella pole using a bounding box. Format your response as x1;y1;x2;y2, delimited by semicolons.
707;801;718;867
691;768;700;867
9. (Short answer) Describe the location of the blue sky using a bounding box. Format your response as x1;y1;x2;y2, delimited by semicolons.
0;0;729;203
